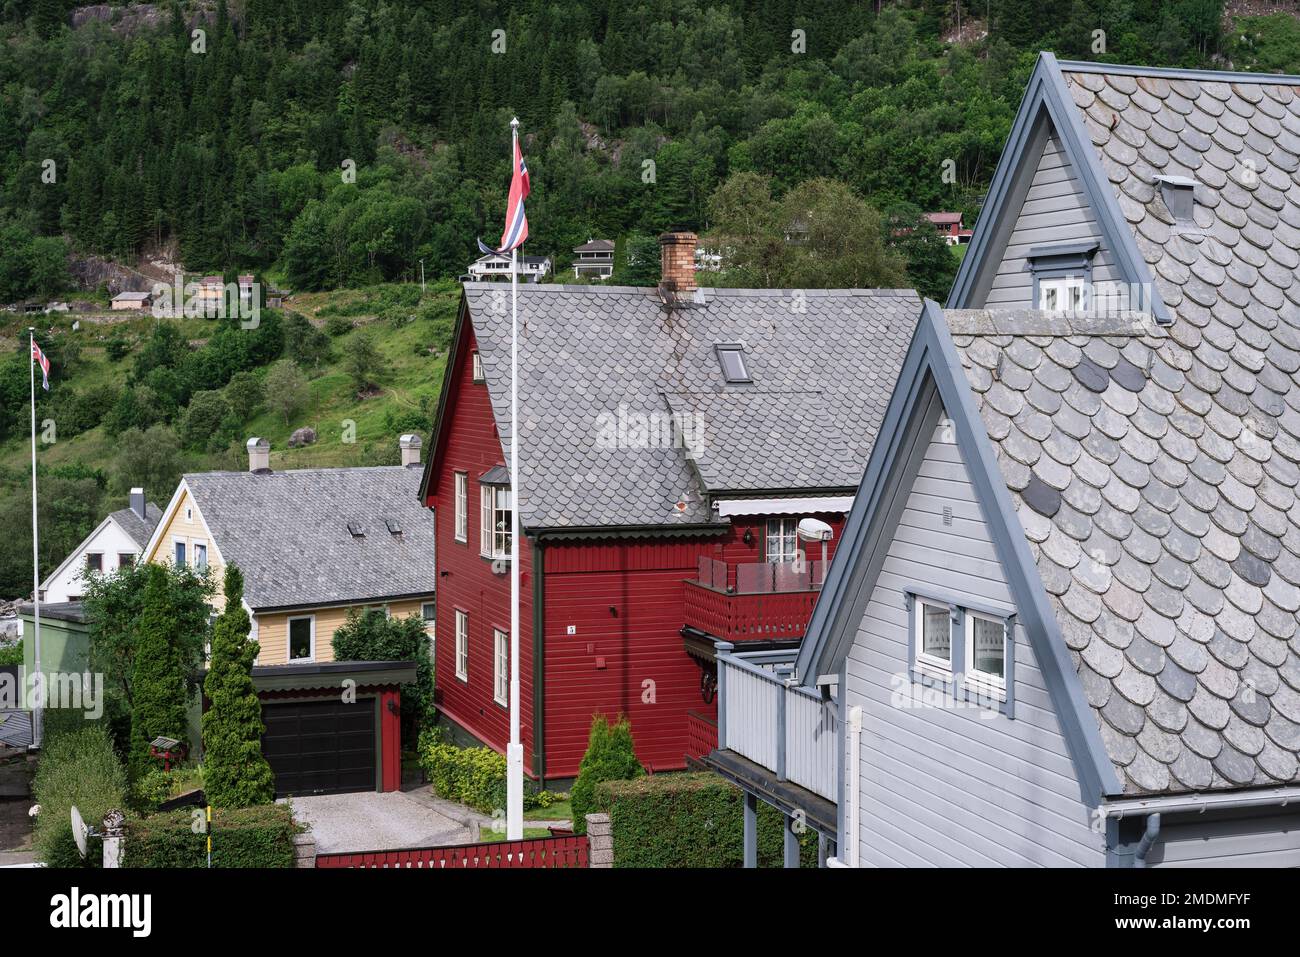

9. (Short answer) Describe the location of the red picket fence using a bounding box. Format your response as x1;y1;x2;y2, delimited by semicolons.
316;834;589;869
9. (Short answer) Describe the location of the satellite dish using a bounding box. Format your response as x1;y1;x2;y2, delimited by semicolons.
797;518;834;542
70;805;89;859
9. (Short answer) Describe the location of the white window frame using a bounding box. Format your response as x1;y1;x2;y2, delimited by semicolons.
765;518;799;563
287;614;316;663
192;539;209;571
455;609;469;682
421;602;437;643
493;628;509;707
173;537;187;566
472;351;484;383
480;483;511;560
964;610;1008;699
1037;276;1086;312
454;472;468;543
913;598;954;679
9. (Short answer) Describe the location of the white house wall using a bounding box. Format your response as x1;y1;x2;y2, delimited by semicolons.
43;519;143;603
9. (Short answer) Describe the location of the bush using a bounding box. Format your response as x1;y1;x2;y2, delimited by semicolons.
415;728;560;814
332;609;433;744
123;803;296;868
570;714;644;836
0;638;21;667
595;772;817;868
105;336;131;362
32;723;128;867
130;765;206;814
324;315;352;337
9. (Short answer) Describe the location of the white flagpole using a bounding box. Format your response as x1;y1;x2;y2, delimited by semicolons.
506;116;523;840
28;328;43;749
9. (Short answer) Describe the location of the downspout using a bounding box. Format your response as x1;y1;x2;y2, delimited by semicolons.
843;704;862;867
1133;813;1161;869
531;538;546;785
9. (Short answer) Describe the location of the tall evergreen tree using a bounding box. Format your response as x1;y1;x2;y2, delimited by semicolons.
201;565;275;807
128;564;192;776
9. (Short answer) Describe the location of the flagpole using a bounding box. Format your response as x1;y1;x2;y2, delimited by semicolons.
28;328;43;749
506;116;523;840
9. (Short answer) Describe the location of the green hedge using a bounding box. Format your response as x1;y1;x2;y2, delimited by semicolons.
415;728;561;814
596;772;817;868
31;723;128;868
123;803;296;868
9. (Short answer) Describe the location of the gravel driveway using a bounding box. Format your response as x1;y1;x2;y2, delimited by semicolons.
283;789;478;854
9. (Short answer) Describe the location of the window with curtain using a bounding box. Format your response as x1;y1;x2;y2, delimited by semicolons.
917;601;952;665
480;484;512;559
454;472;468;542
765;518;799;563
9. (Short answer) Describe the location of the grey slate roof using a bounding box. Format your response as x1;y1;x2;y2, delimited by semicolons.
184;466;435;610
461;282;920;529
951;303;1300;795
109;503;161;549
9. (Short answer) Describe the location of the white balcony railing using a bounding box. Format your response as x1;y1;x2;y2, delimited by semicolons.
717;646;839;802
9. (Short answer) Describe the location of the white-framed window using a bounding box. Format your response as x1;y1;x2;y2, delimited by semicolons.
421;601;436;644
85;553;103;573
193;541;208;571
173;538;187;566
185;505;193;521
472;351;484;383
1038;276;1086;312
288;615;315;662
454;472;468;543
455;609;469;682
914;598;953;677
493;628;509;707
480;483;511;559
965;611;1007;696
765;518;799;563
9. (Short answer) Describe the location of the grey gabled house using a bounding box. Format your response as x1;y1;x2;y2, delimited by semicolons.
707;53;1300;867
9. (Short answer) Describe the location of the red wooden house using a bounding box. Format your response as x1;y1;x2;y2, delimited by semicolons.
418;233;920;785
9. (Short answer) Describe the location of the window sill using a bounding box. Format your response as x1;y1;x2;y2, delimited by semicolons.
455;673;468;684
963;675;1007;703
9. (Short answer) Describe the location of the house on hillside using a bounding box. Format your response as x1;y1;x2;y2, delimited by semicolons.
40;488;161;603
572;239;615;280
709;54;1300;867
923;211;973;245
110;291;152;311
418;230;920;787
142;434;436;796
466;251;552;283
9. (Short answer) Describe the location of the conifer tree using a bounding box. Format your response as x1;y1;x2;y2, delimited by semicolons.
201;565;275;807
128;565;191;776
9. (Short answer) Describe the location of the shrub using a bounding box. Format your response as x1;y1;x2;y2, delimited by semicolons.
415;728;560;814
130;765;205;814
127;564;195;777
179;389;234;451
595;772;817;868
123;803;296;868
0;638;21;667
332;609;433;744
202;565;275;807
570;714;644;835
324;315;352;337
263;359;308;423
105;336;131;362
32;723;128;867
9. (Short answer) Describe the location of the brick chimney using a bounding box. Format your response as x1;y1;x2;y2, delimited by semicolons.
399;433;423;468
129;487;146;521
246;437;270;473
659;232;697;295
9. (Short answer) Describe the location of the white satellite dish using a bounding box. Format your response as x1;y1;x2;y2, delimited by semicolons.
70;805;89;859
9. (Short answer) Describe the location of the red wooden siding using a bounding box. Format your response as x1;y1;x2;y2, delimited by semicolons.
427;320;536;774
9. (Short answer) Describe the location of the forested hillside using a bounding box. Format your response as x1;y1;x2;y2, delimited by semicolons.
0;0;1292;599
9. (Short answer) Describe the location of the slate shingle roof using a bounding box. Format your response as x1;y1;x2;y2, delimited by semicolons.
462;282;920;529
110;503;161;549
184;466;435;611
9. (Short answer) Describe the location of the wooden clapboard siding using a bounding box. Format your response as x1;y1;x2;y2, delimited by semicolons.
1148;810;1300;868
984;131;1121;307
253;598;431;666
146;485;227;612
844;421;1106;867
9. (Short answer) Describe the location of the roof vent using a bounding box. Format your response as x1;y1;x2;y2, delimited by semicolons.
347;522;365;538
1155;175;1196;224
715;343;751;384
385;519;403;537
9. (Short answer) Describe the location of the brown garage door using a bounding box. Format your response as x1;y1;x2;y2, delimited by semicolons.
262;698;376;797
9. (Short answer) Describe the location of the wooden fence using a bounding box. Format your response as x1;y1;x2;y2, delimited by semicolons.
316;834;589;869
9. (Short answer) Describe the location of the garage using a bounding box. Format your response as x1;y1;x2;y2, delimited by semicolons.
262;698;377;797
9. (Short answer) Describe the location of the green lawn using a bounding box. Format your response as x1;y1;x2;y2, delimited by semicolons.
523;798;572;821
479;827;555;842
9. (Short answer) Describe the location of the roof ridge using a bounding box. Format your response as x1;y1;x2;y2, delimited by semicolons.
1058;58;1300;86
463;282;919;298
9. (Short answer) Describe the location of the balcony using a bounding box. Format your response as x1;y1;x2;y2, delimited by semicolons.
683;558;825;643
715;647;838;803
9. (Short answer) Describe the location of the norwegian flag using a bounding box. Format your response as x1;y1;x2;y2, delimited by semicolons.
479;133;531;256
31;338;50;391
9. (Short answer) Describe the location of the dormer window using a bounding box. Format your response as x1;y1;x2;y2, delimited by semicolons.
1028;241;1097;313
347;522;365;538
715;343;750;383
1156;174;1196;224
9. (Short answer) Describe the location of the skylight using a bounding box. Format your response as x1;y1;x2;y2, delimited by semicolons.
385;519;402;536
715;344;751;383
347;522;365;538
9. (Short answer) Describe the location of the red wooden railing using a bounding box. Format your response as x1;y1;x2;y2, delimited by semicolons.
683;579;819;641
316;834;589;869
686;709;719;761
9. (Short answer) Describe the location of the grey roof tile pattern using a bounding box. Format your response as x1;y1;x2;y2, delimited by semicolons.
110;503;162;549
185;466;435;610
463;283;920;529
